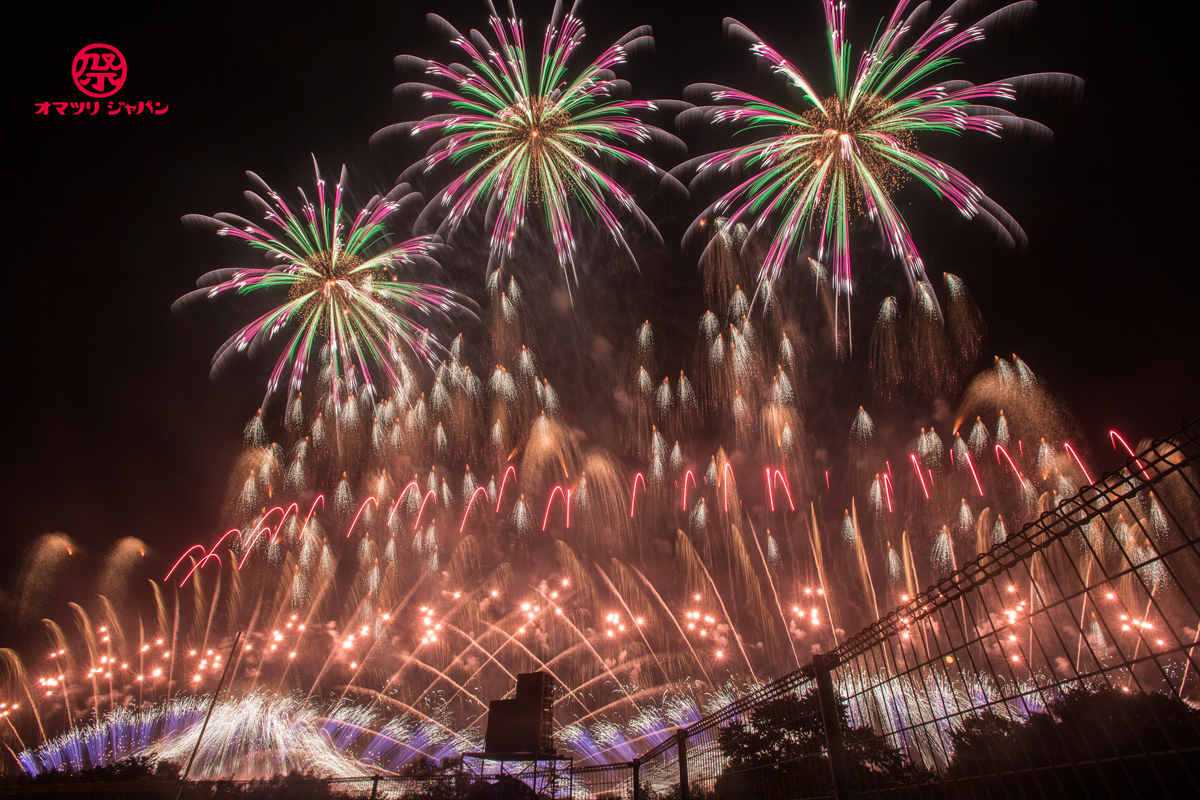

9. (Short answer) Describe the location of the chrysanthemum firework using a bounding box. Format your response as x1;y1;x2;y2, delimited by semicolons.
677;0;1080;318
175;162;467;415
376;0;683;291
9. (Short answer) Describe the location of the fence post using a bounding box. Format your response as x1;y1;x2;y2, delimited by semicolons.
813;653;852;800
676;728;690;800
632;757;641;800
369;774;379;800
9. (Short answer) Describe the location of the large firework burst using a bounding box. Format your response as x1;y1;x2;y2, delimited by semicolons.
175;162;467;418
677;0;1080;318
375;0;682;291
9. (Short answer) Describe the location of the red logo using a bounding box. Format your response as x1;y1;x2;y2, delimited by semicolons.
72;44;126;98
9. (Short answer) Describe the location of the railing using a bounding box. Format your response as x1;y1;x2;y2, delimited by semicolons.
636;418;1200;799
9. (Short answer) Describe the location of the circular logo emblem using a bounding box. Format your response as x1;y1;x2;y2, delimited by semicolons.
72;44;126;98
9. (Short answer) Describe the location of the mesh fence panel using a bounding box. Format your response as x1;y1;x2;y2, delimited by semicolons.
640;420;1200;800
667;668;836;799
570;762;634;799
637;728;681;797
830;424;1200;798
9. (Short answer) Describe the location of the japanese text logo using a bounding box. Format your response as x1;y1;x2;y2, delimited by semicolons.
72;44;126;98
37;43;166;116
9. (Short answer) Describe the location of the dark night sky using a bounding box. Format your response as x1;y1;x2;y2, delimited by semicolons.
7;0;1196;575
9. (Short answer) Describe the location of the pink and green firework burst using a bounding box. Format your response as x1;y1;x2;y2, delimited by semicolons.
175;162;467;418
378;0;682;291
678;0;1080;320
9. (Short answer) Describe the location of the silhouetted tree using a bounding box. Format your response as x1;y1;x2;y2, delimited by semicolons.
948;687;1200;799
713;690;930;798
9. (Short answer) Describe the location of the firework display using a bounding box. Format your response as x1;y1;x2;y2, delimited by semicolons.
6;243;1126;781
373;0;683;290
0;0;1116;789
675;0;1081;321
173;162;470;425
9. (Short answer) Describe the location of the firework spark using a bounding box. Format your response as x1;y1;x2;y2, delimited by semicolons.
376;1;684;291
175;161;469;426
676;0;1080;320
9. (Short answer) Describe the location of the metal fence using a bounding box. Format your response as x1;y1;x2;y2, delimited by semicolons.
634;419;1200;800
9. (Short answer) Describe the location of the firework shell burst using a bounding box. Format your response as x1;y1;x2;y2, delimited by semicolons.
675;0;1081;320
175;162;471;419
374;0;687;292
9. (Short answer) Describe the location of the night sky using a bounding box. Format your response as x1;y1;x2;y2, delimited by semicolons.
8;0;1196;577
